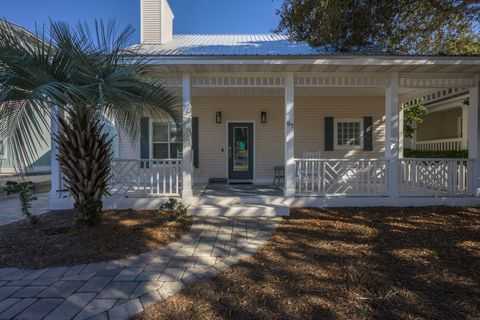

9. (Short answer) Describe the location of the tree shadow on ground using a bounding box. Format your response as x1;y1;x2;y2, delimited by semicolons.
134;206;480;320
0;209;192;269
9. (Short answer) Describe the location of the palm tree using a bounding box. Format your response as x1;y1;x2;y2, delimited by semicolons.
0;19;180;226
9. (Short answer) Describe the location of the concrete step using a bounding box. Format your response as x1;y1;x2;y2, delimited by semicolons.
185;196;287;206
187;204;290;217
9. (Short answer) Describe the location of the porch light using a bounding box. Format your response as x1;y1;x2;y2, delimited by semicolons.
261;111;267;123
216;111;222;124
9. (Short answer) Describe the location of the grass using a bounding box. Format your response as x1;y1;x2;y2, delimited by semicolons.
0;210;192;269
133;207;480;320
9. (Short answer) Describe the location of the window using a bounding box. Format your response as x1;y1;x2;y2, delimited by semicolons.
335;119;363;148
151;121;181;159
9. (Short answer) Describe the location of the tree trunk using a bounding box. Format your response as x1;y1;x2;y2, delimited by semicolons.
54;108;113;226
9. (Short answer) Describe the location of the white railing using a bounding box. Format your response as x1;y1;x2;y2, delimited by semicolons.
415;138;464;151
400;158;474;196
110;159;182;197
295;159;389;196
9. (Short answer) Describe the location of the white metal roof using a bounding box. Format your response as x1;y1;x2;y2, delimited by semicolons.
131;34;387;56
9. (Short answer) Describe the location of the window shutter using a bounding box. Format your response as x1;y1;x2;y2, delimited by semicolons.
363;116;373;151
192;117;199;168
324;117;334;151
140;117;150;168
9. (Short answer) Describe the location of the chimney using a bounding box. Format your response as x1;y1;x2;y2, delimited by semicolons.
140;0;174;44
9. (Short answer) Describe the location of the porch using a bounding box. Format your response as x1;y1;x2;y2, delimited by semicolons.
50;71;480;210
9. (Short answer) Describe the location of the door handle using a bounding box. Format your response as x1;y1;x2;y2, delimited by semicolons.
228;146;232;158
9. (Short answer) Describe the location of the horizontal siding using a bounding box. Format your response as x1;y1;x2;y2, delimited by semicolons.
417;107;462;141
141;0;162;44
118;127;140;159
116;96;387;182
192;96;284;182
295;96;385;158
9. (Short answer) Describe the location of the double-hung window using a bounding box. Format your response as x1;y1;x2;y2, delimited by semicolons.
335;119;363;148
151;121;181;159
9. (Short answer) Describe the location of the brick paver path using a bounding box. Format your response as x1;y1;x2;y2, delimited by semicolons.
0;217;281;319
0;193;50;226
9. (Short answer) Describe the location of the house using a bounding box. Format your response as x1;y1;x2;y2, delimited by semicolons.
0;21;51;176
404;88;469;152
50;0;480;212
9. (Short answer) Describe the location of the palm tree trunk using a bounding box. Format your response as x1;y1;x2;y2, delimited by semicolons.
54;108;113;226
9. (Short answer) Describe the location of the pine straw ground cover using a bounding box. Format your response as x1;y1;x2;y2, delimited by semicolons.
134;207;480;320
0;210;192;269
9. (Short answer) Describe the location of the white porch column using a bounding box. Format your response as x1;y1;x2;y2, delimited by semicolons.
468;77;480;194
399;107;404;158
182;73;193;197
284;72;295;197
385;73;400;197
462;104;468;150
49;107;63;208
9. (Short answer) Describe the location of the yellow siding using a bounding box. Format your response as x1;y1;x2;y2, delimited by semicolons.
417;108;462;141
192;96;285;183
191;96;385;183
295;96;385;159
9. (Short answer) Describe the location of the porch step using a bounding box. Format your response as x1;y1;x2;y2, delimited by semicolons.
185;196;287;206
187;204;290;217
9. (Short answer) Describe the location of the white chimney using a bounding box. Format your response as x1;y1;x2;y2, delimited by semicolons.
140;0;174;44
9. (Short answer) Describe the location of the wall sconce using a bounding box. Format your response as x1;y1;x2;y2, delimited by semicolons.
216;111;222;124
261;111;267;124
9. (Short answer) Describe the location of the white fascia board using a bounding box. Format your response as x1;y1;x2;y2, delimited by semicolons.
142;55;480;66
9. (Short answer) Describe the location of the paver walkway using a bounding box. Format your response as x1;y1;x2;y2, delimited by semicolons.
0;216;281;319
0;193;50;226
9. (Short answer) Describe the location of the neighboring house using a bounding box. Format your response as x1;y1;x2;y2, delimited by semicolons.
51;0;480;210
0;21;51;175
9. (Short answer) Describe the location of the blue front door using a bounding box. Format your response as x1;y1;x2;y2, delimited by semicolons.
228;123;254;180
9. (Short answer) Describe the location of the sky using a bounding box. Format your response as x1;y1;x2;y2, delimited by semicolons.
1;0;284;42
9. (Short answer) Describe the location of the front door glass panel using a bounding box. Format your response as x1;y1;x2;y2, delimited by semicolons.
233;127;249;172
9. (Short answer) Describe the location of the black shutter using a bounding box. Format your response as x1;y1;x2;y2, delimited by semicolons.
140;117;150;168
324;117;334;151
192;117;199;168
363;116;373;151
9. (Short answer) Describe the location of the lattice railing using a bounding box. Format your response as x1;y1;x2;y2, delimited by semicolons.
400;158;474;196
295;159;389;196
110;159;182;197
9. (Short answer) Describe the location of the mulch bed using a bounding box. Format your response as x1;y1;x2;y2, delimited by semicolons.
0;210;192;269
134;207;480;320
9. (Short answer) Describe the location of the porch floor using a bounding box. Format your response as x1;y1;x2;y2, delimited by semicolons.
195;184;284;197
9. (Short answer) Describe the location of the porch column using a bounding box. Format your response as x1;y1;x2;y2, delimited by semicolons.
182;73;193;197
49;107;63;208
399;107;404;158
462;104;468;150
385;73;400;197
284;72;295;197
468;77;480;195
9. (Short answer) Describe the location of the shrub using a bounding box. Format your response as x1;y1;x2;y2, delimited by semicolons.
404;149;468;159
4;181;39;224
160;198;189;216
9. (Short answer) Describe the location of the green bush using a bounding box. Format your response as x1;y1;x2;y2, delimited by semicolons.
404;149;468;159
160;198;189;216
4;181;39;224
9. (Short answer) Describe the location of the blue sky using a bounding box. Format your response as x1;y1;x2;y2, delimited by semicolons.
1;0;283;42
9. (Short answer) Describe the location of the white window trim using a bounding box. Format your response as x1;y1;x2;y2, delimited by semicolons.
334;118;364;150
149;119;178;160
0;139;7;160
